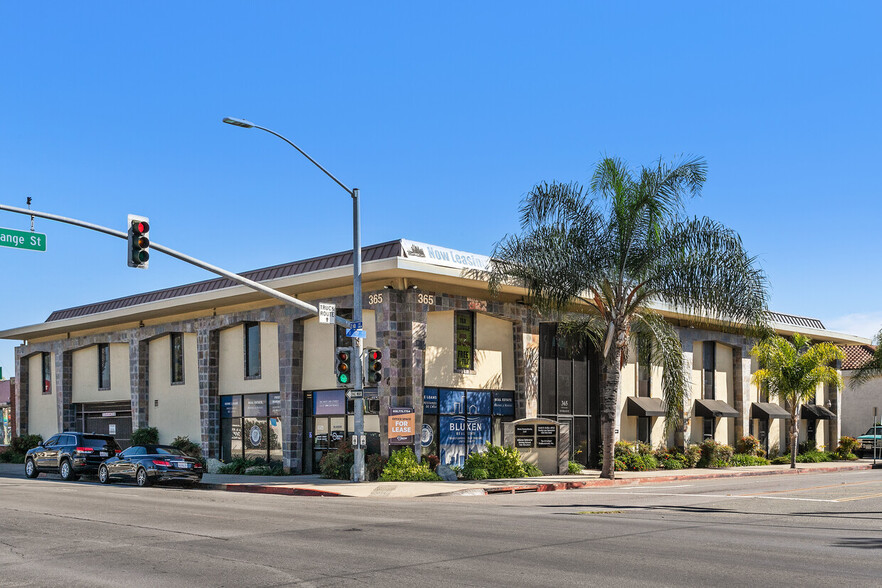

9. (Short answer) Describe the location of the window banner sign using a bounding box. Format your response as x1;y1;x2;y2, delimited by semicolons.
314;390;346;415
440;416;467;467
423;388;439;414
269;393;281;416
492;391;515;416
467;416;491;454
388;407;415;445
221;395;242;418
439;389;465;415
467;391;491;415
244;394;268;417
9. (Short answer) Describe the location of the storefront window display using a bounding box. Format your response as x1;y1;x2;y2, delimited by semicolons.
305;389;380;474
220;392;282;463
422;388;515;467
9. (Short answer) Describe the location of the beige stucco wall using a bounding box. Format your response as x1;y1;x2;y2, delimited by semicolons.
302;310;377;391
841;371;882;438
617;340;670;447
715;343;734;445
424;311;515;390
148;334;201;444
72;344;130;403
219;322;280;395
28;353;57;438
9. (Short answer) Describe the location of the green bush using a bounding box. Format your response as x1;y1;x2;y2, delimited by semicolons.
614;458;627;471
522;461;543;477
736;436;764;457
683;444;703;468
798;439;817;454
380;447;441;481
697;439;734;468
10;434;43;454
568;460;584;474
461;444;543;480
0;450;26;464
834;436;860;460
318;439;354;480
729;454;771;467
771;455;791;465
217;457;285;475
614;440;635;459
170;436;202;458
366;454;388;481
795;450;833;463
655;450;688;470
131;427;159;446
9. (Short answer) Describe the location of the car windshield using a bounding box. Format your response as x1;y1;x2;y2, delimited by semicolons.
864;427;882;436
144;445;186;456
82;436;119;450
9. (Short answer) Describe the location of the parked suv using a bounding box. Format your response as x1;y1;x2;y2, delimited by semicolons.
857;425;882;457
24;432;121;481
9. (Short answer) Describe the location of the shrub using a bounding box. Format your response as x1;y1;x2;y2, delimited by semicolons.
131;427;159;446
698;439;734;468
614;458;627;471
795;450;832;463
614;440;635;459
655;449;689;470
568;460;583;474
423;454;440;471
10;434;43;454
635;442;654;456
770;455;791;465
616;451;658;472
170;436;202;458
682;444;703;468
380;447;441;481
461;444;542;480
798;439;817;454
522;461;543;477
736;436;763;457
729;454;771;467
318;439;354;480
366;454;388;481
217;457;283;475
834;436;860;460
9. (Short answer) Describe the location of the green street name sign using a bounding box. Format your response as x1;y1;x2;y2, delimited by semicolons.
0;227;46;251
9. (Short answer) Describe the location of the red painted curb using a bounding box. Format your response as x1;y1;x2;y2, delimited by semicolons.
202;483;341;497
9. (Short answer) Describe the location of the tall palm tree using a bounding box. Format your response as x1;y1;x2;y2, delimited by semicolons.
750;333;844;468
850;328;882;388
489;156;769;479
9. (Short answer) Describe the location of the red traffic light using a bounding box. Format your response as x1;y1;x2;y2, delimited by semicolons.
368;350;381;361
132;220;149;235
337;351;350;363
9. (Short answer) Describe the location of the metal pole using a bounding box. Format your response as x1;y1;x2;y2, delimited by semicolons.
351;188;365;482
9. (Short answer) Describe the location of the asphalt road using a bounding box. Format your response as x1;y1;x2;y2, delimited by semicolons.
0;468;880;587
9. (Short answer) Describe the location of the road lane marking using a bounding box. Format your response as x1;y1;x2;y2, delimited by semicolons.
835;492;882;502
618;485;694;490
576;491;838;502
743;480;879;496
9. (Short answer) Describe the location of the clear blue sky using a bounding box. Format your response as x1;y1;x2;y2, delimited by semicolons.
1;2;880;378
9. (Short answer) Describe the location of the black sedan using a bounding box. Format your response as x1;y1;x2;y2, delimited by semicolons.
98;445;203;487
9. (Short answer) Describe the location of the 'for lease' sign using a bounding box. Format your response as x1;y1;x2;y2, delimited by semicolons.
388;408;415;445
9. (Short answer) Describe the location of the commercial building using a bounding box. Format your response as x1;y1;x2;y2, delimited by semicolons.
0;239;868;470
839;344;882;439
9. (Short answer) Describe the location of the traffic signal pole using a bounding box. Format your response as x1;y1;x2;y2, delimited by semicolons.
0;203;351;330
351;188;366;483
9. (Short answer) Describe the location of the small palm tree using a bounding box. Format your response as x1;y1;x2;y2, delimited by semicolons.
489;156;769;479
850;328;882;388
750;333;844;468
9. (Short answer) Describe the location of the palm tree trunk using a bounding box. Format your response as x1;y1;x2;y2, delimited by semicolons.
600;348;622;479
789;410;798;469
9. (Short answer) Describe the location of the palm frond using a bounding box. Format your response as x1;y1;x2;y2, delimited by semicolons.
632;311;687;434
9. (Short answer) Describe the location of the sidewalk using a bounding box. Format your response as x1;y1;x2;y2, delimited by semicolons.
200;460;879;498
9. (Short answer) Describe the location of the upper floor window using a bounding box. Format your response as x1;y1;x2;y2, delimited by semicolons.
171;333;184;385
98;343;110;390
244;322;261;379
637;336;651;397
702;342;715;400
454;311;475;372
41;352;51;395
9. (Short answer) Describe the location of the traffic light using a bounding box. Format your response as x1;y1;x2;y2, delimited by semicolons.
335;346;353;387
127;214;150;269
364;347;383;385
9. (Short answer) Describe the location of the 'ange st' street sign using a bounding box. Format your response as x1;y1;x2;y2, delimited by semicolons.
0;227;46;251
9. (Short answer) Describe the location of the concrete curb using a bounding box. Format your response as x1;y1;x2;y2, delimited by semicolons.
200;483;342;497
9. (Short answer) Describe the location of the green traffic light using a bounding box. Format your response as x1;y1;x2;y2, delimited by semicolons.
338;373;349;384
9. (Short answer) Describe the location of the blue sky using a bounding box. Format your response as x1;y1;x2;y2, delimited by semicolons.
0;2;880;377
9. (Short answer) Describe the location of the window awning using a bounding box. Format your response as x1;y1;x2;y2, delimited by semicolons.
694;399;739;419
801;404;836;420
627;396;666;417
751;402;790;420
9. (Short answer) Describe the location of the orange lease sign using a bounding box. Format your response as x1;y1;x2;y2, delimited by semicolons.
388;413;415;437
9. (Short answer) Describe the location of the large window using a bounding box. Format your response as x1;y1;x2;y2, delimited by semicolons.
454;311;475;372
98;344;110;390
244;323;261;379
637;336;651;398
702;342;715;400
41;352;51;395
637;416;651;444
220;393;282;463
170;333;184;385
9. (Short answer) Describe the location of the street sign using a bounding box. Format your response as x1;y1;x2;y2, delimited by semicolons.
348;321;362;330
346;389;363;399
0;227;46;251
346;328;366;338
318;302;336;324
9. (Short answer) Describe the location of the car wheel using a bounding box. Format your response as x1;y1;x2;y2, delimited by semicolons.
98;465;111;484
60;459;79;482
136;468;152;487
25;459;39;479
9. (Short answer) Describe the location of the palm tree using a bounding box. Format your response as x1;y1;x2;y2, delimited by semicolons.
489;156;769;479
750;333;844;468
850;328;882;388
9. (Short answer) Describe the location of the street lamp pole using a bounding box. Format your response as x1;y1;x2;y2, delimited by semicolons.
223;117;366;482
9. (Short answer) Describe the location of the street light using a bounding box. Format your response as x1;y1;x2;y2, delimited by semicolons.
223;116;367;483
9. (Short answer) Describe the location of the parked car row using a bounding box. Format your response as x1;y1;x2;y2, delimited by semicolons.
24;432;202;487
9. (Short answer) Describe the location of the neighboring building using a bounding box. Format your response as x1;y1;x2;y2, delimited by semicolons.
0;239;868;470
840;344;882;439
0;379;11;445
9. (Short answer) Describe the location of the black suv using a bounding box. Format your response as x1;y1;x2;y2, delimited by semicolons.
25;432;121;481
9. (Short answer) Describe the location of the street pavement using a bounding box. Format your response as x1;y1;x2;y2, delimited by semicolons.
0;467;880;586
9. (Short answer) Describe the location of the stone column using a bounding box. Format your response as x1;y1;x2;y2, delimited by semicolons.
277;315;303;473
407;289;428;458
197;325;220;459
129;338;149;431
733;347;751;441
14;347;29;436
58;349;74;432
515;315;539;420
680;338;694;448
375;289;408;457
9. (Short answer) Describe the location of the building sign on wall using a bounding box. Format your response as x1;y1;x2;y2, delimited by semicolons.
389;407;415;445
401;240;492;272
440;415;491;467
492;391;515;415
314;390;346;415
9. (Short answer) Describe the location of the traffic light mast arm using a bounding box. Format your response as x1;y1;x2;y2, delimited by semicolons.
0;203;350;327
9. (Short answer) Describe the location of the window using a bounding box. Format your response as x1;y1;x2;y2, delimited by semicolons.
637;336;651;397
703;417;715;440
41;352;51;395
637;416;651;444
220;393;282;463
702;342;715;400
170;333;184;384
454;311;475;372
98;343;110;390
244;323;261;379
